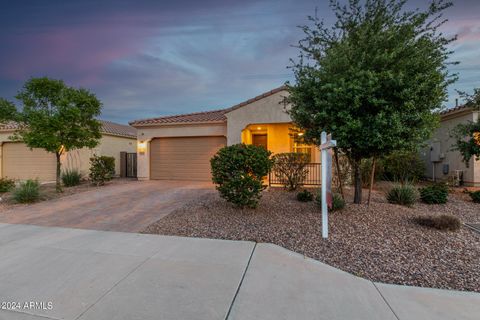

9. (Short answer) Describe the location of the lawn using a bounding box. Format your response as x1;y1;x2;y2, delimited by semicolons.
143;183;480;292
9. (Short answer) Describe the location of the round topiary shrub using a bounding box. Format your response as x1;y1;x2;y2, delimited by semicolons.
419;183;449;204
210;144;273;208
297;189;313;202
386;184;418;207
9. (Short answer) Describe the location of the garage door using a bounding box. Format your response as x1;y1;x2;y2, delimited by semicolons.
2;143;56;181
150;136;226;181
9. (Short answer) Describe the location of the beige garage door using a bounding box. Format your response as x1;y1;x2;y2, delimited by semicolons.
150;136;226;181
2;143;56;181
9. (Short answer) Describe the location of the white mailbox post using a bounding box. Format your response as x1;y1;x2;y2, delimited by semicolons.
320;131;336;238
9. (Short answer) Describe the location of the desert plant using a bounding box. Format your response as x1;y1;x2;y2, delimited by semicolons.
419;183;449;204
297;189;313;202
272;152;310;191
0;178;15;193
89;155;115;186
386;184;418;207
12;179;40;203
469;190;480;203
316;192;345;211
211;144;273;208
61;169;82;187
414;214;461;231
382;150;425;183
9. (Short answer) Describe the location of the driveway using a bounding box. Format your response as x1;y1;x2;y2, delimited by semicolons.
0;223;478;320
0;180;214;232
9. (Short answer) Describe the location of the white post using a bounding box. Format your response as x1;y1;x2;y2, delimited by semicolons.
321;132;328;238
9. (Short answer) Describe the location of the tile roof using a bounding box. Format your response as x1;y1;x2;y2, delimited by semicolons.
129;108;229;126
439;104;470;116
100;120;137;138
0;120;136;138
129;85;288;127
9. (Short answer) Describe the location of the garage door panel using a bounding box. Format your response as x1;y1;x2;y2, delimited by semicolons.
2;143;56;181
150;136;225;181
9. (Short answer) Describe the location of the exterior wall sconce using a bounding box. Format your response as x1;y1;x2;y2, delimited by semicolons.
137;141;146;154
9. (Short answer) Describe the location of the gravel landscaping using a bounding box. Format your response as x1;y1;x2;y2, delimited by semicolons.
143;184;480;292
0;178;135;211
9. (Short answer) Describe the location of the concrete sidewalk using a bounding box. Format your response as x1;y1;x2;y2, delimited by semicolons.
0;223;478;320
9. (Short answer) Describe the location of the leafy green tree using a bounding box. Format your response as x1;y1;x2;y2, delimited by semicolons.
451;88;480;165
0;77;102;191
287;0;457;203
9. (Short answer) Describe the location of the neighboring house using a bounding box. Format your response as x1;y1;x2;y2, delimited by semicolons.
422;105;480;186
130;86;321;181
0;120;137;181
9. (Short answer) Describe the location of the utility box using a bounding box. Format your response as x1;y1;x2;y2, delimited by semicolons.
430;142;441;162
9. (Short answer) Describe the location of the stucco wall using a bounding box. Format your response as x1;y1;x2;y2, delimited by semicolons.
422;110;479;186
225;90;291;145
0;132;136;180
134;123;227;180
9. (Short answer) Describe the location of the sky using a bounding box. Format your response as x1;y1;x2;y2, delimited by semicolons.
0;0;479;124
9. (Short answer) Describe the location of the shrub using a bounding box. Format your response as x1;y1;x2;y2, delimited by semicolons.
89;155;115;186
13;179;40;203
316;192;345;211
272;153;310;191
419;183;449;204
297;189;314;202
61;169;82;187
414;214;461;231
211;144;273;208
386;184;418;206
382;150;425;183
0;178;15;193
469;191;480;203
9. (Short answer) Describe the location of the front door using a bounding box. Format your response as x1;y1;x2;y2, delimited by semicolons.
252;134;268;149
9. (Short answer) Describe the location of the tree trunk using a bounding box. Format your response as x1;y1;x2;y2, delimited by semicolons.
55;152;62;193
353;159;362;204
367;157;376;207
334;148;345;200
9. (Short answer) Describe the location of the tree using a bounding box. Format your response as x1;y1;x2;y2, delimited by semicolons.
0;77;102;191
287;0;457;203
451;88;480;165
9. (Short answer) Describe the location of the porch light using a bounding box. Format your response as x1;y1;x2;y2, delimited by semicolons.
298;133;304;136
137;141;146;154
257;127;262;130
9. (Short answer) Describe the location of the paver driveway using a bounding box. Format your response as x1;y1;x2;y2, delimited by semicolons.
0;180;214;232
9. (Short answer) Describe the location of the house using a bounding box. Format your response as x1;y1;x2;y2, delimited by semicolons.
0;120;137;181
130;86;320;181
422;105;480;186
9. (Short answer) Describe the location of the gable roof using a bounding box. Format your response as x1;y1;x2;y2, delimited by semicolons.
129;85;288;127
0;120;136;139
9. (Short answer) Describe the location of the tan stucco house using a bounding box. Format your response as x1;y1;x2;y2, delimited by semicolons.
0;120;137;182
422;105;480;186
130;86;321;181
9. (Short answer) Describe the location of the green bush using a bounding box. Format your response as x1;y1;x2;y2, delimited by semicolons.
89;155;115;186
419;183;449;204
0;178;15;193
382;150;425;183
211;144;273;208
386;184;418;206
272;152;310;191
414;214;461;231
316;192;345;211
297;189;314;202
469;191;480;203
61;169;82;187
13;179;40;203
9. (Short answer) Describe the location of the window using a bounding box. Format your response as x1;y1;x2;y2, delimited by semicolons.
291;132;313;162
